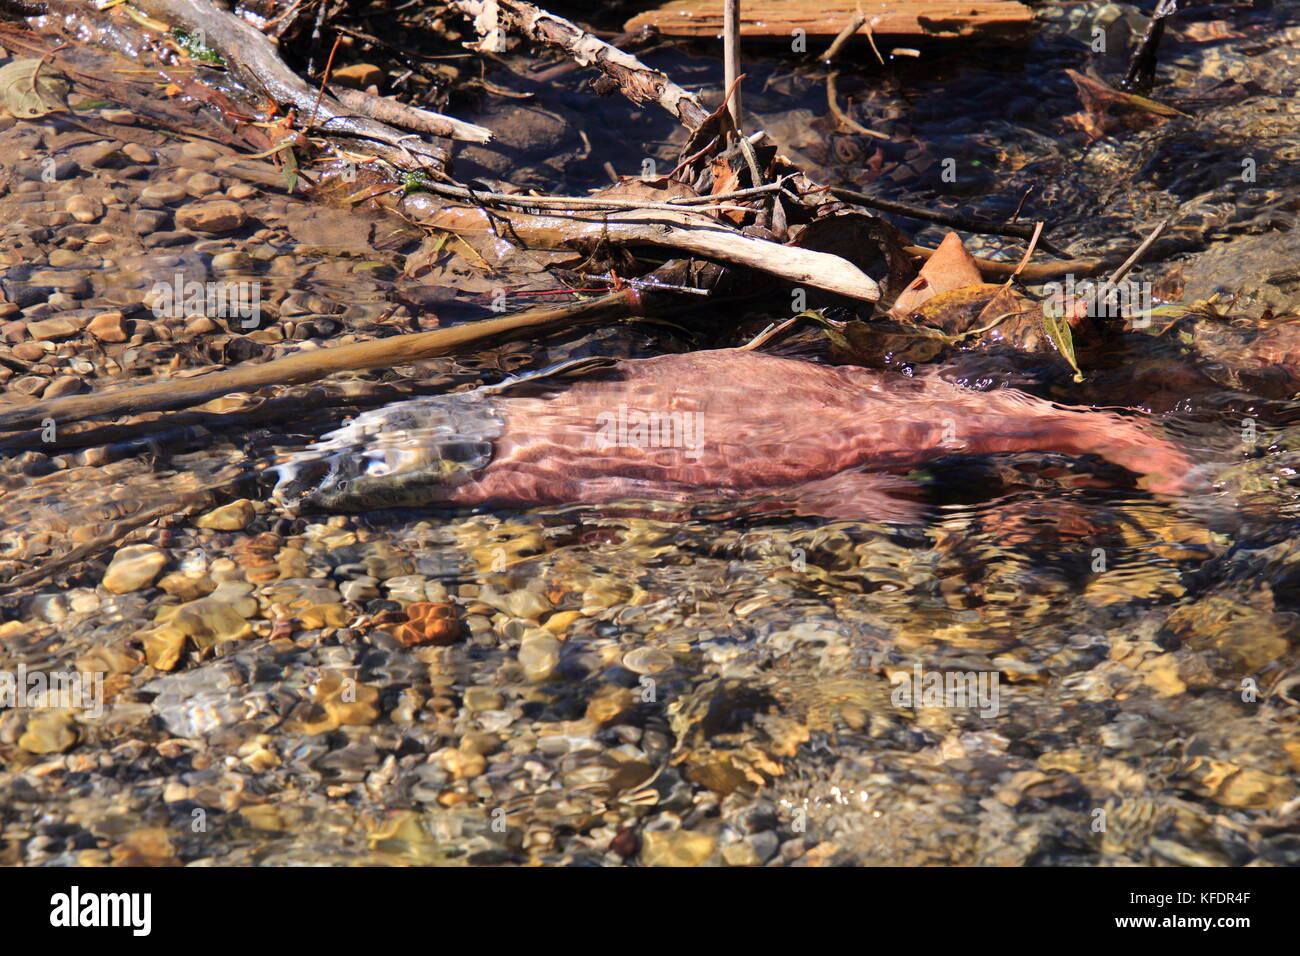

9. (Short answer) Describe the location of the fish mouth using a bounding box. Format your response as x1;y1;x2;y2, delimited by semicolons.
268;457;335;510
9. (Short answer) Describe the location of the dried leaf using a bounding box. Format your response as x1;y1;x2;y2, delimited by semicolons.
0;58;69;119
911;283;1006;337
793;212;914;305
592;177;698;205
402;233;450;278
281;145;299;193
1064;69;1185;142
800;309;950;367
889;232;984;318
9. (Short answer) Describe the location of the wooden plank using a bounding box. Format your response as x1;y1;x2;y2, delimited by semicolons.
625;1;1034;40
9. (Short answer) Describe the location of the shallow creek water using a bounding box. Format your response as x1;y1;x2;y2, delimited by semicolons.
0;1;1299;865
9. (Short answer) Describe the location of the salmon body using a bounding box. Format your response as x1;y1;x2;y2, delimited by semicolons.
273;349;1195;521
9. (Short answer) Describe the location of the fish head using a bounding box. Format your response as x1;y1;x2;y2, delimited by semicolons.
269;393;504;512
271;445;490;512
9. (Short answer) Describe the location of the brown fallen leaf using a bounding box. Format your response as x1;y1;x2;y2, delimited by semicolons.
709;156;744;224
907;282;1042;351
1153;264;1186;303
1175;20;1243;43
888;231;985;318
592;175;699;205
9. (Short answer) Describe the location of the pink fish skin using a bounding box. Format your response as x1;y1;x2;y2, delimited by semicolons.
442;349;1196;520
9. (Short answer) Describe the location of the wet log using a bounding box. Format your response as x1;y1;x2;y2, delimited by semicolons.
624;0;1034;41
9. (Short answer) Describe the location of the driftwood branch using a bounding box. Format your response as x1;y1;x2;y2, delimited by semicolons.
448;0;711;130
129;0;451;162
612;214;879;299
0;292;643;432
412;203;882;301
329;86;493;143
399;177;784;213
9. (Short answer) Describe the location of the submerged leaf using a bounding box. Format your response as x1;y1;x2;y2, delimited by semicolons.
1041;306;1085;382
0;58;69;119
910;283;1006;336
1063;69;1185;142
281;145;299;193
793;308;951;367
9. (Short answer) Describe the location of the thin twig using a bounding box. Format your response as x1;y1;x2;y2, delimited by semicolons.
28;42;67;94
1010;185;1034;223
861;19;885;65
672;178;792;204
404;179;762;215
821;11;865;62
1007;221;1044;281
826;72;888;140
307;33;341;133
823;186;1069;257
1106;219;1169;287
903;244;1111;281
668;134;720;179
738;316;801;351
1095;218;1169;315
